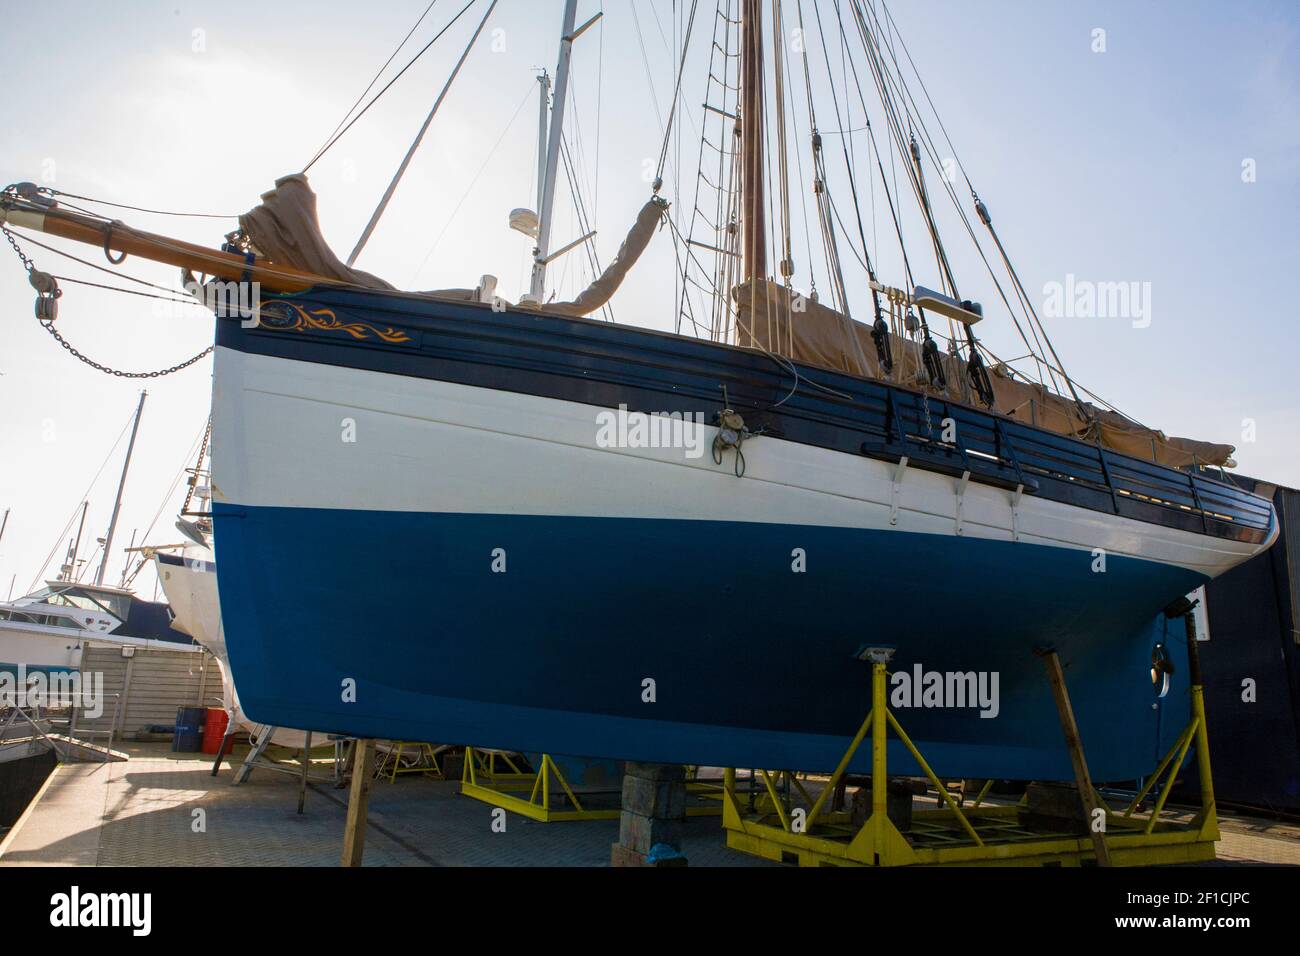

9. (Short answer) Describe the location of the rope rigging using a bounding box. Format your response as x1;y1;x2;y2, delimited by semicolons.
1;203;215;378
0;0;1153;438
307;0;444;169
852;0;1090;414
303;0;481;173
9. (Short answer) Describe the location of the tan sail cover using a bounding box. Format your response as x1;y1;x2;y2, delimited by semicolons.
239;175;475;304
522;198;667;317
239;174;398;291
735;279;1233;468
238;175;661;315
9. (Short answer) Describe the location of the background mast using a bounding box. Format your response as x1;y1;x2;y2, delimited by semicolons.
95;390;146;587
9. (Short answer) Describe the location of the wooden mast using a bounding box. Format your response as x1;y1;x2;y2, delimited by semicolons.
740;0;767;286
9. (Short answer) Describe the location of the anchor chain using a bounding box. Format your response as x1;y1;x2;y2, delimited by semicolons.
2;223;213;378
39;321;214;379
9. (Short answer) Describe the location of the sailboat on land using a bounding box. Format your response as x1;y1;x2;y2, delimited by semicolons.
0;0;1277;780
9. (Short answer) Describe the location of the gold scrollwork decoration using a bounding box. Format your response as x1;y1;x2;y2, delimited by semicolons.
259;302;412;344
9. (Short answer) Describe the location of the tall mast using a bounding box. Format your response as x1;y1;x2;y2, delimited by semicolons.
529;0;580;303
740;0;767;285
95;390;146;587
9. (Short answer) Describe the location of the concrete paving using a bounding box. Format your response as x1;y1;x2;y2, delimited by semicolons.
0;744;763;867
2;743;1297;867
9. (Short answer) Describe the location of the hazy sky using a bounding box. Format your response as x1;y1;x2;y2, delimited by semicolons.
0;0;1296;600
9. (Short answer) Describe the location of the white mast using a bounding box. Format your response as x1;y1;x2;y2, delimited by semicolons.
536;70;551;216
529;0;586;303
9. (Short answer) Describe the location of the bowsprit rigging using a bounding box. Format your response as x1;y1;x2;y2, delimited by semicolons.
1;187;216;378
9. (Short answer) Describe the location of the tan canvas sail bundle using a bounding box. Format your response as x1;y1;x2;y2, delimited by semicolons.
237;175;663;316
734;279;1233;468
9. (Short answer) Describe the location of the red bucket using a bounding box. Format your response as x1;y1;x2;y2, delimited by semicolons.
200;708;234;755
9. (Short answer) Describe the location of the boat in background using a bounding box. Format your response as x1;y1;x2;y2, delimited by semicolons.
0;579;196;687
0;390;199;693
150;474;320;751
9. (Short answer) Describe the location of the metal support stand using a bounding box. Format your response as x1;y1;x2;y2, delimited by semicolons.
374;741;445;783
232;725;276;785
1120;609;1219;842
459;748;725;824
722;643;1220;867
209;723;236;777
231;725;340;792
460;748;619;822
297;730;313;814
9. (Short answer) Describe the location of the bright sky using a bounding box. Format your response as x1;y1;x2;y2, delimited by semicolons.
0;0;1296;601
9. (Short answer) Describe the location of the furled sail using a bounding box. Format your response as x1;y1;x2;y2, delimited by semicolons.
735;279;1233;468
238;175;478;303
238;176;664;318
521;198;667;317
240;175;397;291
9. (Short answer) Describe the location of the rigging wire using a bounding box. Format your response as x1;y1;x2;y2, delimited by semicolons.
859;0;1096;412
407;80;537;287
307;0;444;168
303;0;481;173
559;133;614;322
44;190;237;220
120;416;211;590
27;412;136;593
345;0;500;266
654;0;704;184
6;229;213;301
675;0;738;339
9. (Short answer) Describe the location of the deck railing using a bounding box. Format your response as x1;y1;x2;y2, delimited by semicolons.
856;383;1273;538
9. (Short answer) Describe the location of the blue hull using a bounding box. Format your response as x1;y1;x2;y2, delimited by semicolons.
215;503;1203;780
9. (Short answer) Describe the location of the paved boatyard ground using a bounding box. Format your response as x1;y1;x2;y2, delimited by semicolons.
2;743;1298;867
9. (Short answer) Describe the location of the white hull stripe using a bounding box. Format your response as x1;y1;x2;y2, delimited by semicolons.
212;347;1269;579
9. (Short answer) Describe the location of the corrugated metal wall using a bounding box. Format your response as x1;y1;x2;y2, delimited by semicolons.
77;643;219;740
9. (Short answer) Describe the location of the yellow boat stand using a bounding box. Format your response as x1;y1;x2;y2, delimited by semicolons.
722;644;1220;867
459;748;725;823
374;741;446;783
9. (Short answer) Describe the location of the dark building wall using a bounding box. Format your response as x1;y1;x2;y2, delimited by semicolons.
1183;482;1300;814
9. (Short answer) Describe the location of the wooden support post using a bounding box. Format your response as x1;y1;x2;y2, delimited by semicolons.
1039;648;1112;866
340;738;376;867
